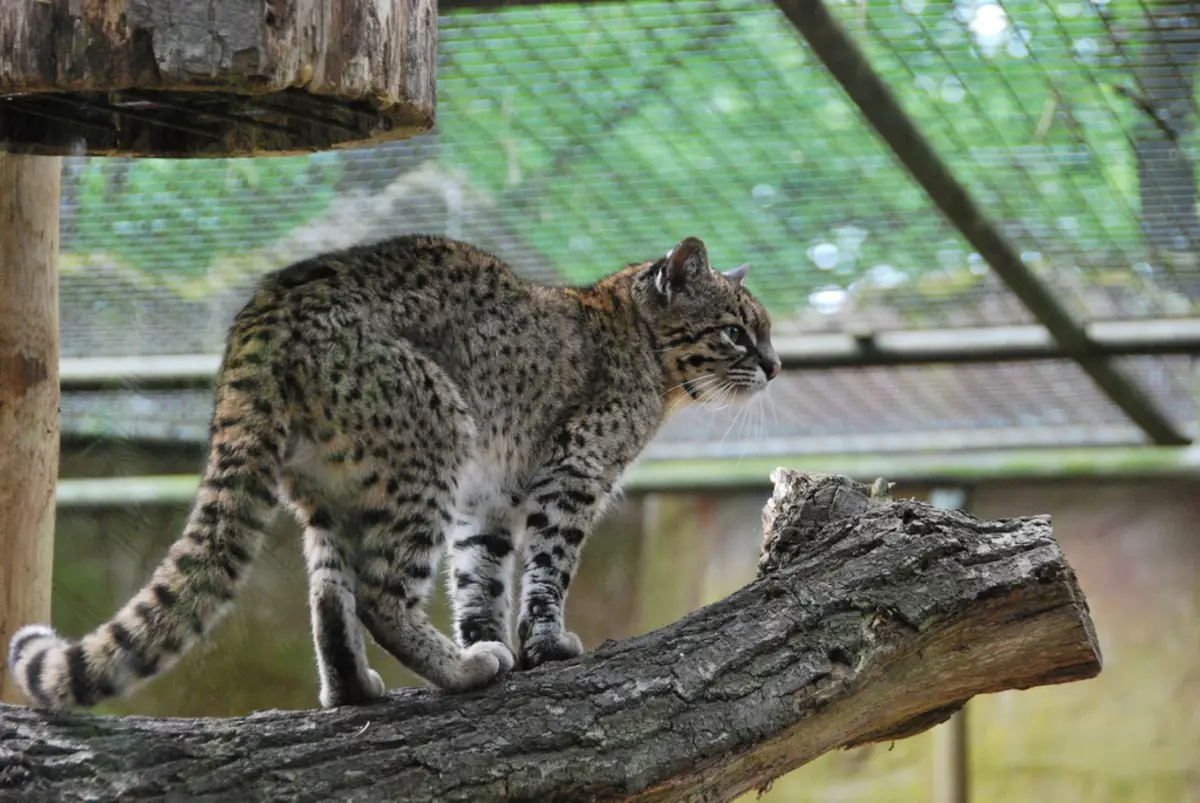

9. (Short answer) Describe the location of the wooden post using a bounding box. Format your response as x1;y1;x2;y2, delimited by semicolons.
934;710;969;803
0;153;61;704
930;487;971;803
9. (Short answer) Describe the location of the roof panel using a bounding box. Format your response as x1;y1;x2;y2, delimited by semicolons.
649;357;1188;456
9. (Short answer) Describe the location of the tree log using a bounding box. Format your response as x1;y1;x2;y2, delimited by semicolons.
0;153;61;706
0;470;1102;803
0;0;436;156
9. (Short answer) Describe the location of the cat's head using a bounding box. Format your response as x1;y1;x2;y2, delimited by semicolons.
634;237;781;406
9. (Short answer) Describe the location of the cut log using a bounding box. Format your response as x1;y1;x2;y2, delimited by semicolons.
0;153;61;706
0;0;436;156
0;470;1101;802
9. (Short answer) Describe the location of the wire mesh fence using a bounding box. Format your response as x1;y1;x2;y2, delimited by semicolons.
39;0;1200;449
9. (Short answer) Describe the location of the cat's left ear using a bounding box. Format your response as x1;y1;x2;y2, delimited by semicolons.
655;237;710;301
723;263;749;286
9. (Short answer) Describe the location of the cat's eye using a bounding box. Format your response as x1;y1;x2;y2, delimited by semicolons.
724;325;744;342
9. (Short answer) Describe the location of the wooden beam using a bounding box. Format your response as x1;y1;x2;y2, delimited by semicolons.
0;153;61;704
774;319;1200;369
54;318;1200;392
771;0;1191;446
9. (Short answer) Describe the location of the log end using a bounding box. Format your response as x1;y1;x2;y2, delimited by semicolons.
759;469;895;576
758;467;1104;731
1;0;437;156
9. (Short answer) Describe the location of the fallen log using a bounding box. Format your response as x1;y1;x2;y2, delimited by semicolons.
0;470;1101;802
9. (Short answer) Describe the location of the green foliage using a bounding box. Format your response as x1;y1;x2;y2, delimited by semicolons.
62;0;1198;323
71;156;342;279
437;0;1194;319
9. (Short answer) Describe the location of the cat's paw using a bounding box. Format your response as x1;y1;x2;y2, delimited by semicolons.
518;630;584;670
319;669;387;708
445;641;515;692
365;668;386;698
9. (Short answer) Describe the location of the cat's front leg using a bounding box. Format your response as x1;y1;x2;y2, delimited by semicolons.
516;457;619;670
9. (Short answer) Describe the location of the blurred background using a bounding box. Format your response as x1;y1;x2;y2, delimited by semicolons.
33;0;1200;800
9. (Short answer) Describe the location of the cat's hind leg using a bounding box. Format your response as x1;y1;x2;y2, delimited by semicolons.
344;346;513;691
353;496;515;691
307;523;385;707
282;476;384;708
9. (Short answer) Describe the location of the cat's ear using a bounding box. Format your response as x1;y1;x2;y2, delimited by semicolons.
723;263;749;286
655;237;710;300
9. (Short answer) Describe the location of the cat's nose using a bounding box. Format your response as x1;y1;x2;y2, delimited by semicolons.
761;358;781;381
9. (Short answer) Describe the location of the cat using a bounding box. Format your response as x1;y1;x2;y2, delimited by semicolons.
7;234;780;711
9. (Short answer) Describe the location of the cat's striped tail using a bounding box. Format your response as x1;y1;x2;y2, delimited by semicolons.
6;361;283;710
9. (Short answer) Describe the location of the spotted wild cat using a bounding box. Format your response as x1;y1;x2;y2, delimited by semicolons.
8;234;780;710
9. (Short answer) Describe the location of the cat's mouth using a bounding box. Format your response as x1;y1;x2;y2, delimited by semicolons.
684;373;767;404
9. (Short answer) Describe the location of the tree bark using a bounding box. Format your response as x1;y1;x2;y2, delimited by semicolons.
0;470;1102;803
0;153;61;705
0;0;436;156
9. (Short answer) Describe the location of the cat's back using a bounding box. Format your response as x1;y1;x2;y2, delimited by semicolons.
262;234;524;302
240;234;582;381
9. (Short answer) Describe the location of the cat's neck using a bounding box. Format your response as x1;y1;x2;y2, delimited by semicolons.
557;263;684;419
558;261;648;314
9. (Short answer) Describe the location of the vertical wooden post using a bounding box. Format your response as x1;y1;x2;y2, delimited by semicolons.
930;487;970;803
934;709;969;803
0;153;61;704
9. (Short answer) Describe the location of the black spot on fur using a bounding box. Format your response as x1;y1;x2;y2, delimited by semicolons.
109;622;158;678
315;556;343;572
25;649;49;706
456;532;513;559
405;563;433;580
226;540;252;564
229;378;259;392
151;584;177;608
361;508;393;527
9;630;48;666
65;645;100;707
565;490;596;506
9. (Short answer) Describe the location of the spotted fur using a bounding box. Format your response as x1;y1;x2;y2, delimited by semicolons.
7;234;779;711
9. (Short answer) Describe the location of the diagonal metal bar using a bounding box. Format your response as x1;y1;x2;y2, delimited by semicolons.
772;0;1190;446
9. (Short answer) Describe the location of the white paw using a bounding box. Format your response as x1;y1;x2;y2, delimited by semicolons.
483;640;516;674
318;668;387;708
560;631;583;656
365;668;386;698
446;641;515;692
